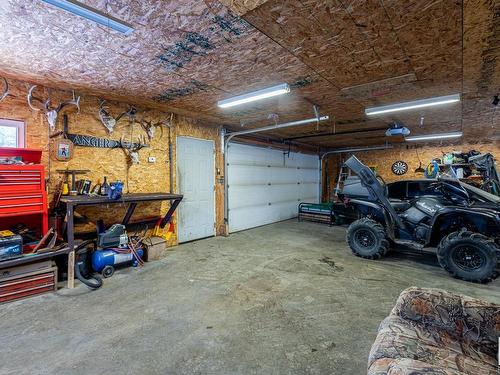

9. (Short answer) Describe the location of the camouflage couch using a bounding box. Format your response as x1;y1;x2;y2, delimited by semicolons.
368;287;499;374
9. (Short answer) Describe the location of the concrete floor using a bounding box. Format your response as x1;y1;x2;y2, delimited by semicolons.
1;220;499;375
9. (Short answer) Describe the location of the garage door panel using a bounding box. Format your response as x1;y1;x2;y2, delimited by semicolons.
228;164;262;184
297;168;319;181
267;184;301;202
300;182;319;197
228;144;282;165
286;153;319;169
228;185;269;208
229;184;303;208
229;205;275;231
229;170;317;187
228;144;319;233
229;165;313;185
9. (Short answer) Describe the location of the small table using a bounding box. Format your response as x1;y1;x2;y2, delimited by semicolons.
60;193;183;288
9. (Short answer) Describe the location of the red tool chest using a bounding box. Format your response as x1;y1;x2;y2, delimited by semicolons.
0;265;57;304
0;148;48;239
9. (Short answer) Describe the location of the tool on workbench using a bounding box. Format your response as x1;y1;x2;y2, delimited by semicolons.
32;228;57;254
91;183;101;195
10;223;38;243
76;179;91;195
62;180;69;195
107;180;123;200
57;169;90;195
100;176;110;196
0;231;23;261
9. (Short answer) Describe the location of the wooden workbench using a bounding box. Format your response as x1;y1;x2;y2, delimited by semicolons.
60;193;183;288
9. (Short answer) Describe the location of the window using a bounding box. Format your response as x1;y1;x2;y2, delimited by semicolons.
0;119;25;148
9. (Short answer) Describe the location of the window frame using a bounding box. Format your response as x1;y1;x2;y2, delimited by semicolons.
0;118;25;148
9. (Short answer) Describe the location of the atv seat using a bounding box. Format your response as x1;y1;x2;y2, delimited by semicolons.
389;199;411;212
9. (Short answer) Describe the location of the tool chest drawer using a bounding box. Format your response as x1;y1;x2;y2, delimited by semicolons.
0;166;44;193
0;193;45;215
0;266;57;304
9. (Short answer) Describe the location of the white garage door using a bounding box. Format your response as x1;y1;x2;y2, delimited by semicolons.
227;143;319;233
176;136;215;242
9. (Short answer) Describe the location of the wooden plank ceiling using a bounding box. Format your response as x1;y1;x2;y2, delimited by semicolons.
0;0;498;149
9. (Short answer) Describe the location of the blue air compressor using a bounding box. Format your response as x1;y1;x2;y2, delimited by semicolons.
91;224;144;278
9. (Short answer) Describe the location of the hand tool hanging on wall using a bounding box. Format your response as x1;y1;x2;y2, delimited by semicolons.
414;148;425;173
27;85;80;131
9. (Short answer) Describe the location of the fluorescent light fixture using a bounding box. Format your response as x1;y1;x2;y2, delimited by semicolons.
218;83;290;108
42;0;134;35
405;131;463;142
365;94;460;116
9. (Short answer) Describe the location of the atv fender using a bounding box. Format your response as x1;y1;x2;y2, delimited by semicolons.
427;208;500;247
348;198;396;240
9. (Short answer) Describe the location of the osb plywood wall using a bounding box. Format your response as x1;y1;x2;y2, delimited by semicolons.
322;142;500;201
0;79;224;243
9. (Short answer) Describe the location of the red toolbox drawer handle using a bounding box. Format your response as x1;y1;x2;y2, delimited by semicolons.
0;195;42;200
0;182;41;186
0;203;43;209
0;170;41;173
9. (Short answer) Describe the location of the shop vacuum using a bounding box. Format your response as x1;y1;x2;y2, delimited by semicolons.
76;224;144;290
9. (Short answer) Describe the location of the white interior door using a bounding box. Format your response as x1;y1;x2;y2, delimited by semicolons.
228;143;319;233
176;137;215;242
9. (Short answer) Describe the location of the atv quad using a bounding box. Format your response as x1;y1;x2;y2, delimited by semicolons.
339;155;500;283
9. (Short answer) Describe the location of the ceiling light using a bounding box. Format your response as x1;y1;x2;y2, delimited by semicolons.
405;131;463;142
42;0;134;35
218;83;290;108
365;94;460;116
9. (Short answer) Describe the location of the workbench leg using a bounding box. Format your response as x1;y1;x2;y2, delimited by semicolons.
67;250;75;289
122;203;137;226
160;198;182;227
66;205;75;289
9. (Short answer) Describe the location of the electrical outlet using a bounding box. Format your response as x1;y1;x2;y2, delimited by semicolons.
148;156;156;163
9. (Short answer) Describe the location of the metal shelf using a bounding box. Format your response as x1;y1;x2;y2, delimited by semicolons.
0;247;70;270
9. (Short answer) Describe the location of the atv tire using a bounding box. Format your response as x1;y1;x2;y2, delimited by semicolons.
437;231;498;283
346;218;390;260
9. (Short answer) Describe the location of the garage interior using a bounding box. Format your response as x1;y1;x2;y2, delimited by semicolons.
0;1;499;374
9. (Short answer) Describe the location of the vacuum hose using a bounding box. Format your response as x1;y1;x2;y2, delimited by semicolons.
75;240;103;290
75;260;103;289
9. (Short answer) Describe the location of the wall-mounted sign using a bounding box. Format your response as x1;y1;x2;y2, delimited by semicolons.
67;134;146;149
51;139;74;161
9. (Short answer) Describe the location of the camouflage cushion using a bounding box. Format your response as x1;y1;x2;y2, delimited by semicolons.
368;287;499;375
369;358;469;375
